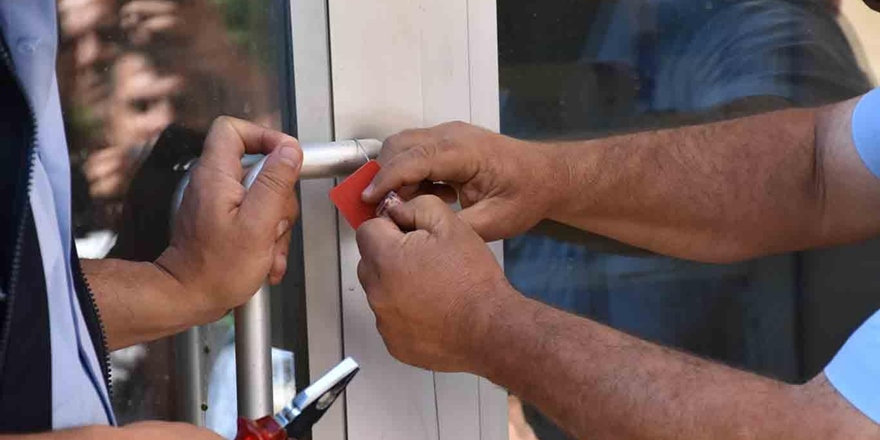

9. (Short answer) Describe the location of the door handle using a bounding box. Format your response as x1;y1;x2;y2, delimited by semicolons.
171;138;380;423
173;139;382;214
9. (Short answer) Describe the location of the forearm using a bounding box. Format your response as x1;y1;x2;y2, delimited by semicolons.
82;259;223;350
473;291;875;440
539;96;880;262
1;426;117;440
0;422;224;439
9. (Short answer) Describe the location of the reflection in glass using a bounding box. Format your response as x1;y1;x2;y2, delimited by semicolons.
497;1;875;439
58;0;290;430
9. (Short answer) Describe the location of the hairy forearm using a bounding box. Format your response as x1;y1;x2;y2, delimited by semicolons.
474;291;876;440
82;259;223;350
539;96;880;262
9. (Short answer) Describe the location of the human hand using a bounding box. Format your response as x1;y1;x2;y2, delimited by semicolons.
120;0;197;46
361;122;559;242
83;143;151;200
356;195;517;372
155;117;302;322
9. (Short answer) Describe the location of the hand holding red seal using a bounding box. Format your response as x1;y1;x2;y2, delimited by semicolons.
330;160;404;229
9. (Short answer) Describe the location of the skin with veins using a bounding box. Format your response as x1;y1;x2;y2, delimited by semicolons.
356;94;880;440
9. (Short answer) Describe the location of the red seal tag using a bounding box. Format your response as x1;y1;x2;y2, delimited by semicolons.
329;160;382;229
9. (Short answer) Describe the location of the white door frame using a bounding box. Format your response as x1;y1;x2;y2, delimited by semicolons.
293;0;508;438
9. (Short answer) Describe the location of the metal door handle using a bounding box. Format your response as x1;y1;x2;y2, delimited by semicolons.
172;138;380;423
173;139;381;215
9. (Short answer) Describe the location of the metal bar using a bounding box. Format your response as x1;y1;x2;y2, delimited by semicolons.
242;139;381;181
171;169;204;425
235;139;377;419
300;139;381;179
174;325;204;424
234;284;274;419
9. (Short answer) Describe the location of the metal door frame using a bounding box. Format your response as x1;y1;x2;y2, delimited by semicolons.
294;0;508;439
289;0;348;439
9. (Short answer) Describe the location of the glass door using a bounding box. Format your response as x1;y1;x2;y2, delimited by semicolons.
61;0;509;438
60;1;297;436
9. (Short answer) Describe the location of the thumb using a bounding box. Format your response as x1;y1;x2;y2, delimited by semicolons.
386;195;457;235
356;216;404;262
239;143;303;231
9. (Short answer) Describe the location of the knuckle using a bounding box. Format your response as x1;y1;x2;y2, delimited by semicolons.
444;120;468;130
355;223;372;246
410;141;438;160
383;130;419;156
414;193;445;210
255;168;293;196
357;260;370;283
210;115;235;131
382;132;403;151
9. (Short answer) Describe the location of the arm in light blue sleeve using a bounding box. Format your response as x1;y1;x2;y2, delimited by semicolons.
852;88;880;179
823;89;880;424
825;310;880;424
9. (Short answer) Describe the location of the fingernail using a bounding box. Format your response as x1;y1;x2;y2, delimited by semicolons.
276;219;290;239
361;183;375;200
375;190;403;218
277;143;301;168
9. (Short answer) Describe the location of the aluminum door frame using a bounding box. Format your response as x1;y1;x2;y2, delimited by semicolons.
315;0;507;439
289;0;348;439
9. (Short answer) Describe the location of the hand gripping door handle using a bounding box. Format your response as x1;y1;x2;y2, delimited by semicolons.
170;138;379;423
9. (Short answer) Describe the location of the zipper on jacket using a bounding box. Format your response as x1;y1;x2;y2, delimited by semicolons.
75;263;114;402
0;37;114;401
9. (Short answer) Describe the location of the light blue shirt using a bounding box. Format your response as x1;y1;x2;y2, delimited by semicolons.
826;310;880;424
0;0;114;428
823;89;880;423
852;88;880;178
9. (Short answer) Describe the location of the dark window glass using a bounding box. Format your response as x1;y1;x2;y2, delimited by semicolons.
58;0;296;434
497;1;879;439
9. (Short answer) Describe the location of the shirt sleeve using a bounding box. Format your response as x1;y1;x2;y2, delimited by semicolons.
852;88;880;179
825;309;880;424
655;0;872;111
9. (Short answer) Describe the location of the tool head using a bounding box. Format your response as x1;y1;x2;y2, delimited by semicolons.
277;358;360;439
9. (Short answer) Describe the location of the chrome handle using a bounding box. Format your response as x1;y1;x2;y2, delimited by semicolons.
171;138;380;423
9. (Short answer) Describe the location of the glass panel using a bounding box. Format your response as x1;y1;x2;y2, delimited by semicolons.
58;0;297;434
497;1;879;439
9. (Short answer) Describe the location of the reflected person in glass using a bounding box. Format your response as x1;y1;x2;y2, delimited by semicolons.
496;2;872;436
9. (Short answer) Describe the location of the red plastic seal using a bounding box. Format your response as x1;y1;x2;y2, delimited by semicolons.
234;416;286;440
329;160;382;229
